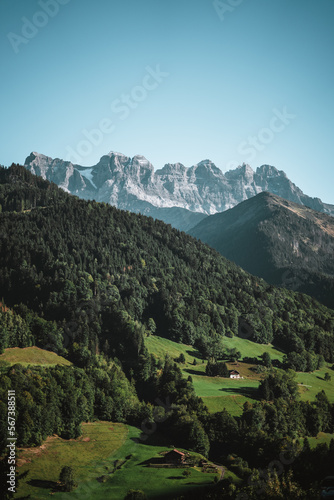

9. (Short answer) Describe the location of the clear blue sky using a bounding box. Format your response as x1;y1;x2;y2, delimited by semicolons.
1;0;334;203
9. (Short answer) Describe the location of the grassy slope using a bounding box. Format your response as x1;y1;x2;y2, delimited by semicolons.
146;335;268;415
303;432;334;448
16;422;218;500
145;335;284;364
296;366;334;401
222;336;284;362
84;426;217;500
145;336;201;366
145;335;334;416
192;375;260;416
16;421;127;499
0;346;72;366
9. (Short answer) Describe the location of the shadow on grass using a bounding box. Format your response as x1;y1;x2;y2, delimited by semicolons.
184;368;208;376
186;481;215;485
270;345;286;354
150;481;218;500
167;476;183;480
138;457;166;466
219;386;259;400
186;349;203;360
130;433;173;448
28;479;58;489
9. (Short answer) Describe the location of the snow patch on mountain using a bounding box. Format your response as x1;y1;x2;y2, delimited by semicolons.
79;168;97;189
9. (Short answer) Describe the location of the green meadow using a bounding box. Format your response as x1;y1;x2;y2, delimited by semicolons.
0;346;72;367
145;335;202;367
16;422;219;500
304;432;334;448
221;336;285;362
10;338;334;499
146;335;265;416
145;334;284;365
192;375;260;415
296;366;334;402
16;421;127;499
145;335;334;415
296;431;334;452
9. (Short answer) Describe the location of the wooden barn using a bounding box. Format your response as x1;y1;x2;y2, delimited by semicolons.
164;449;186;464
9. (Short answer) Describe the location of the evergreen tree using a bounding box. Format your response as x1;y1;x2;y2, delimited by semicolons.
59;465;77;492
261;351;272;367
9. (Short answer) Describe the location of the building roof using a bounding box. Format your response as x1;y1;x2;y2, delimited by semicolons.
166;449;185;456
230;370;240;375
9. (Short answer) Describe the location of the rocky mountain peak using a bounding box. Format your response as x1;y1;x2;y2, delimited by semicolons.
157;163;187;176
25;152;38;163
109;152;131;168
189;160;224;181
108;151;128;158
225;163;254;180
132;155;154;170
256;164;286;178
24;151;334;228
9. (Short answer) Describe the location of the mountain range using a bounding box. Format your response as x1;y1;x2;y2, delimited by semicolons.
1;164;333;352
189;192;334;309
24;151;334;231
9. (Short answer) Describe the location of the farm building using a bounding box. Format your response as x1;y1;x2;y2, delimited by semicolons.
165;449;186;464
229;370;240;379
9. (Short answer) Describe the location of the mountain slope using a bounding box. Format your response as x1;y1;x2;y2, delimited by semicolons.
2;165;334;500
1;164;334;363
23;152;334;231
189;192;334;308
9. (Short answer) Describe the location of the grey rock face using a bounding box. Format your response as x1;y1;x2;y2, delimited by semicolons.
24;152;334;226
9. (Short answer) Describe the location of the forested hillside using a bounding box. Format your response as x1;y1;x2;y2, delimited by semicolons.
1;165;334;362
1;164;334;498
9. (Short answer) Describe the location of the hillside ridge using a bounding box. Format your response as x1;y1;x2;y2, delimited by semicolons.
189;191;334;308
